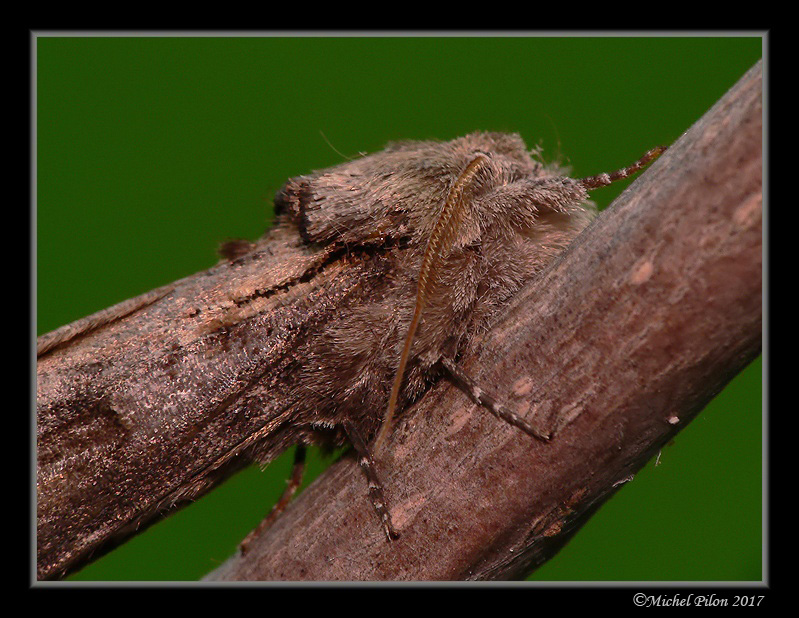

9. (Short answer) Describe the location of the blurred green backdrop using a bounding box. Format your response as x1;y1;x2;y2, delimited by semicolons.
35;35;763;582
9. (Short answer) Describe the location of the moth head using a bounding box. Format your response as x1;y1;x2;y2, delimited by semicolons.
273;132;550;249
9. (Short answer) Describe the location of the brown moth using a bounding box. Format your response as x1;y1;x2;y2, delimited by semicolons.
36;132;663;579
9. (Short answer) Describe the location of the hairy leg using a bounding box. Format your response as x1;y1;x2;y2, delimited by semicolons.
440;357;551;442
239;444;307;554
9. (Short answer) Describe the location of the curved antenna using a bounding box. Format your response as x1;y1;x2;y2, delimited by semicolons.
374;154;490;453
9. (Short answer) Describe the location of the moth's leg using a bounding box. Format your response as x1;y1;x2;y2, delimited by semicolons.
580;146;667;190
239;444;306;554
440;357;551;442
343;420;399;541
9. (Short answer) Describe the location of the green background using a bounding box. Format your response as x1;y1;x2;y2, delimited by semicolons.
36;35;763;582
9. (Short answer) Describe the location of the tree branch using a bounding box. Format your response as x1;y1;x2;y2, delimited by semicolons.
206;60;762;581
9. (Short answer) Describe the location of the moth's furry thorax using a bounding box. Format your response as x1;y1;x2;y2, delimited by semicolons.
274;132;596;444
